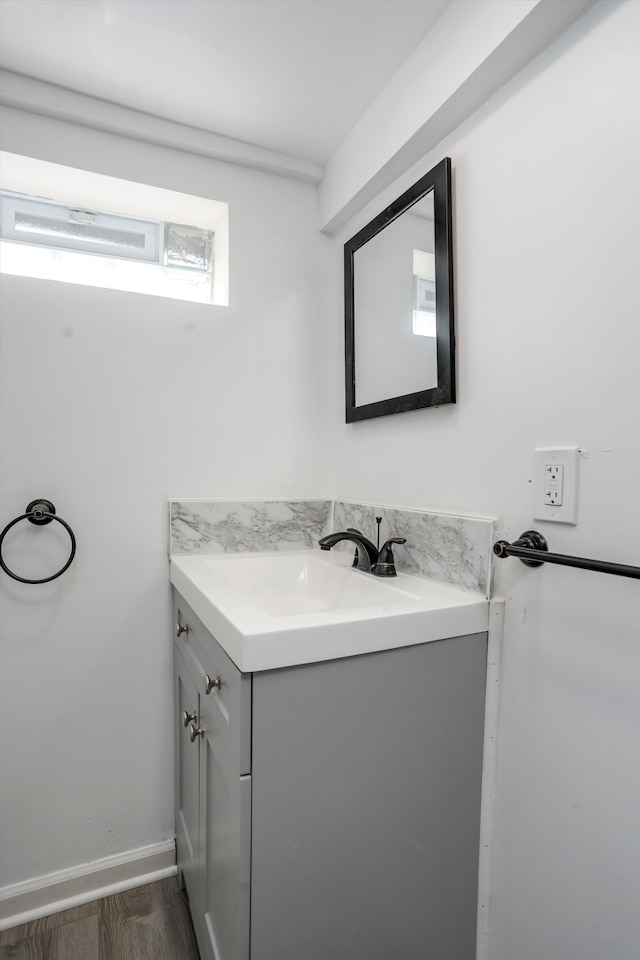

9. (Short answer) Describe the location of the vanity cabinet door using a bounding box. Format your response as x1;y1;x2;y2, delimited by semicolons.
198;703;251;960
174;594;252;774
173;647;202;916
174;589;252;960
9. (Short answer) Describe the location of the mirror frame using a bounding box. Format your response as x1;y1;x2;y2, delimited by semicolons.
344;157;455;422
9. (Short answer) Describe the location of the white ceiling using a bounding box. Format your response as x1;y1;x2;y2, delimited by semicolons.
0;0;450;165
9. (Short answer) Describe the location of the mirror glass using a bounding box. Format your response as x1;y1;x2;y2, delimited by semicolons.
345;158;454;422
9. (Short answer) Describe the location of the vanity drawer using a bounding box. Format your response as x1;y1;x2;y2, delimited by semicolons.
174;590;251;775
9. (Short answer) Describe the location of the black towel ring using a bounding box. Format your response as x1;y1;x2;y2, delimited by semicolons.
0;500;76;584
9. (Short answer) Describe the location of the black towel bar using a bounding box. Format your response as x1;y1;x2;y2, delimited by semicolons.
493;530;640;580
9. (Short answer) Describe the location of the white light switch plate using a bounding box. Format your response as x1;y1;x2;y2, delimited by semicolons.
533;447;579;524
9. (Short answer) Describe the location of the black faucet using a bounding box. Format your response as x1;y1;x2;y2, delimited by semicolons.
318;528;406;577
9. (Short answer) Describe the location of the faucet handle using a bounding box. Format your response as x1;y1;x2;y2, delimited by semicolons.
372;538;407;577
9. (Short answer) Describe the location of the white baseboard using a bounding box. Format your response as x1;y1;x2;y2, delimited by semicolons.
0;839;176;932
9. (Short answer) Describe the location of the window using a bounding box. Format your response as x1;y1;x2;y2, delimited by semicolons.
0;153;229;305
412;248;436;337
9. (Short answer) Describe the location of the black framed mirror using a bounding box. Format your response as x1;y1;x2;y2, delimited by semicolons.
344;157;454;422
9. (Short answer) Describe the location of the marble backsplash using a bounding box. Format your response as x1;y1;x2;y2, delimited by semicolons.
170;498;496;596
333;501;495;596
170;500;332;556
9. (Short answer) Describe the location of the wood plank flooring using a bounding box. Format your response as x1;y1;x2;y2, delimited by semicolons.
0;877;200;960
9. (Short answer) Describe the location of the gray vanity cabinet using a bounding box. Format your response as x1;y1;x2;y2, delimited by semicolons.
173;588;488;960
173;648;201;922
198;691;251;960
174;598;251;960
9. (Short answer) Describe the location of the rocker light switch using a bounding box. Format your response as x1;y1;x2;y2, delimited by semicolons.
533;448;579;524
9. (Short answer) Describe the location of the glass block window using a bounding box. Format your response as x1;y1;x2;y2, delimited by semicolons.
0;190;216;304
164;222;212;271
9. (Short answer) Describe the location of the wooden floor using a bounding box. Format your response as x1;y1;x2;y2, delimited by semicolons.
0;877;200;960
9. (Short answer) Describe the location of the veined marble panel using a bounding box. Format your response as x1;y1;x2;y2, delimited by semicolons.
170;500;332;556
169;498;494;595
333;501;495;595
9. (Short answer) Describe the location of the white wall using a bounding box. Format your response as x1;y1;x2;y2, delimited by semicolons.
330;2;639;958
0;112;331;888
319;0;598;231
0;2;638;956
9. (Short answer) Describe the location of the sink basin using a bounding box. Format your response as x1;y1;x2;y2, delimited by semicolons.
170;549;488;672
208;551;423;616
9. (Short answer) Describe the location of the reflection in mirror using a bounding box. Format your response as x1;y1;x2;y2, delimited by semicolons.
345;158;454;422
354;191;436;405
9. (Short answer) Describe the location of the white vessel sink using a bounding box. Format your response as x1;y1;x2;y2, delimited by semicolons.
170;549;489;672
